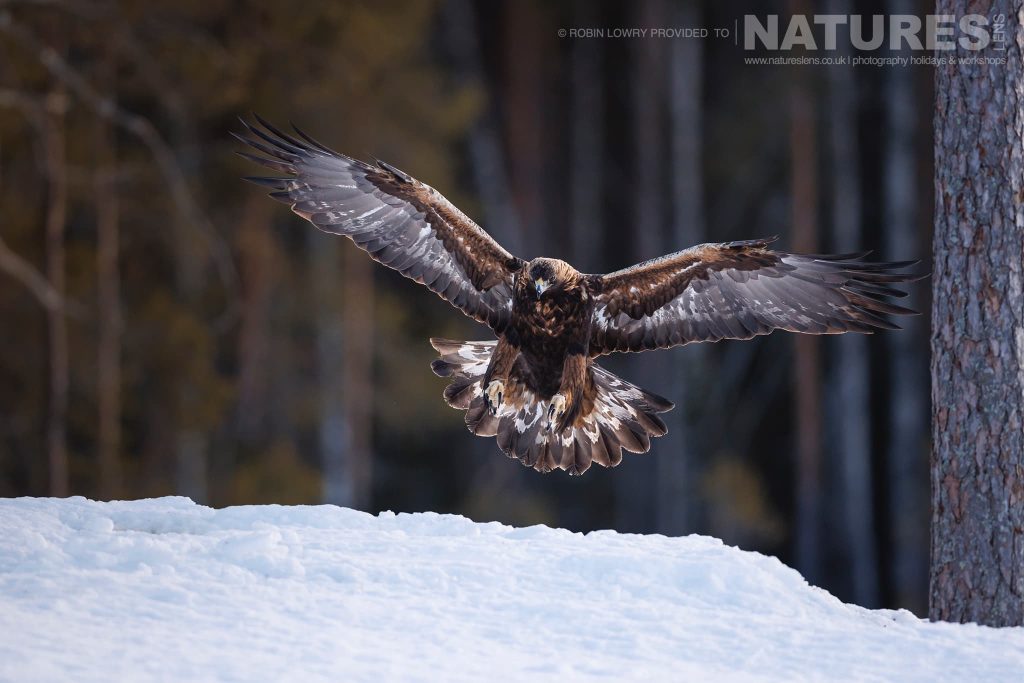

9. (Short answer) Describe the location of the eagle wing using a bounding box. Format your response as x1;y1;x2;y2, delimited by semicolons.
588;237;921;355
236;116;523;331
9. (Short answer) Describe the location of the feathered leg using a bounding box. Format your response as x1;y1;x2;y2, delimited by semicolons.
482;337;519;415
549;352;591;433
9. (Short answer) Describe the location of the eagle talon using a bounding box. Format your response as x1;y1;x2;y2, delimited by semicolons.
546;393;567;431
484;379;505;415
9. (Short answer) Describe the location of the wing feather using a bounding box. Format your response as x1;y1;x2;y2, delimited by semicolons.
589;237;922;354
236;117;522;330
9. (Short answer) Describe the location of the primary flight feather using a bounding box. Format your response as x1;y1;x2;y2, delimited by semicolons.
237;116;920;475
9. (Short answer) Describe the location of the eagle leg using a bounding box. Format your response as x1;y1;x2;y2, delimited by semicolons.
481;338;519;415
484;379;504;415
546;394;568;431
547;353;590;433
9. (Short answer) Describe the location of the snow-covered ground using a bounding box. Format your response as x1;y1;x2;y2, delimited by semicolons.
1;497;1022;682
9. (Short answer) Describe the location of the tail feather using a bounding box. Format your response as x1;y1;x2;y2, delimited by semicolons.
429;338;674;475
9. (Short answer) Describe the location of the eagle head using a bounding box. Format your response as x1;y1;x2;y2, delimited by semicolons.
527;258;579;298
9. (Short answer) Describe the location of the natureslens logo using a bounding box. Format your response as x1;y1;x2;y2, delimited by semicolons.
743;13;1012;52
557;13;1017;67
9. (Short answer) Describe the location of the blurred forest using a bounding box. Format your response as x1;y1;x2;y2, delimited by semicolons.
0;0;932;613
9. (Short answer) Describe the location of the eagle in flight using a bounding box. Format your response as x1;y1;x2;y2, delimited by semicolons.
237;116;919;476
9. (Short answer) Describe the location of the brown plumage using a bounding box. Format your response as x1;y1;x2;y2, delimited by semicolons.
237;116;923;475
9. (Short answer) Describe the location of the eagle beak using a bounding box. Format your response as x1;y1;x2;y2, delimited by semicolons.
535;278;549;298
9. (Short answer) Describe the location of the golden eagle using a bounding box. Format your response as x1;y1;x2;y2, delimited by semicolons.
237;116;919;475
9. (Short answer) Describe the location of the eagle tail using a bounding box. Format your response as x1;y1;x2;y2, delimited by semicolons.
429;338;674;476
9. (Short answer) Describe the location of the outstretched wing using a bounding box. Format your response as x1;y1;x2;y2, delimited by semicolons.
588;237;921;355
235;116;523;331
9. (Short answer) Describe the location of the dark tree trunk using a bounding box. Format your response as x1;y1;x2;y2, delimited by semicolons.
788;0;822;583
95;65;123;500
884;0;929;615
930;0;1024;627
502;0;548;255
340;246;374;509
657;0;704;536
310;227;375;510
310;232;351;506
441;0;522;254
169;115;208;503
826;0;878;606
616;0;666;533
235;194;274;444
568;0;604;274
44;86;69;498
442;0;529;505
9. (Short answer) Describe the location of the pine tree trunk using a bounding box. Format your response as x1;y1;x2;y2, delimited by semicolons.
930;0;1024;627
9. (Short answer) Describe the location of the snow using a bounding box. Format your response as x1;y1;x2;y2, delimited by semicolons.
1;497;1022;682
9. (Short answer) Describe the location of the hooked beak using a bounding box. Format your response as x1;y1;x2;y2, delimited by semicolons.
534;278;549;298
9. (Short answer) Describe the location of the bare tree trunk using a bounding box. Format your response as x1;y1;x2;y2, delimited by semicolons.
172;123;207;503
826;0;878;607
341;247;374;509
310;232;352;507
568;0;604;273
930;0;1024;627
44;86;69;498
657;0;704;536
615;0;665;532
441;0;522;254
441;0;528;503
236;194;273;443
502;0;548;254
884;0;929;614
788;0;821;581
0;93;75;316
95;77;123;500
310;228;375;510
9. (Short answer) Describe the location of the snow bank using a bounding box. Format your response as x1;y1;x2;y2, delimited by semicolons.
1;497;1022;682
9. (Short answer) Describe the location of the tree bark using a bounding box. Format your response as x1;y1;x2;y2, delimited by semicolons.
44;86;69;498
930;0;1024;627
